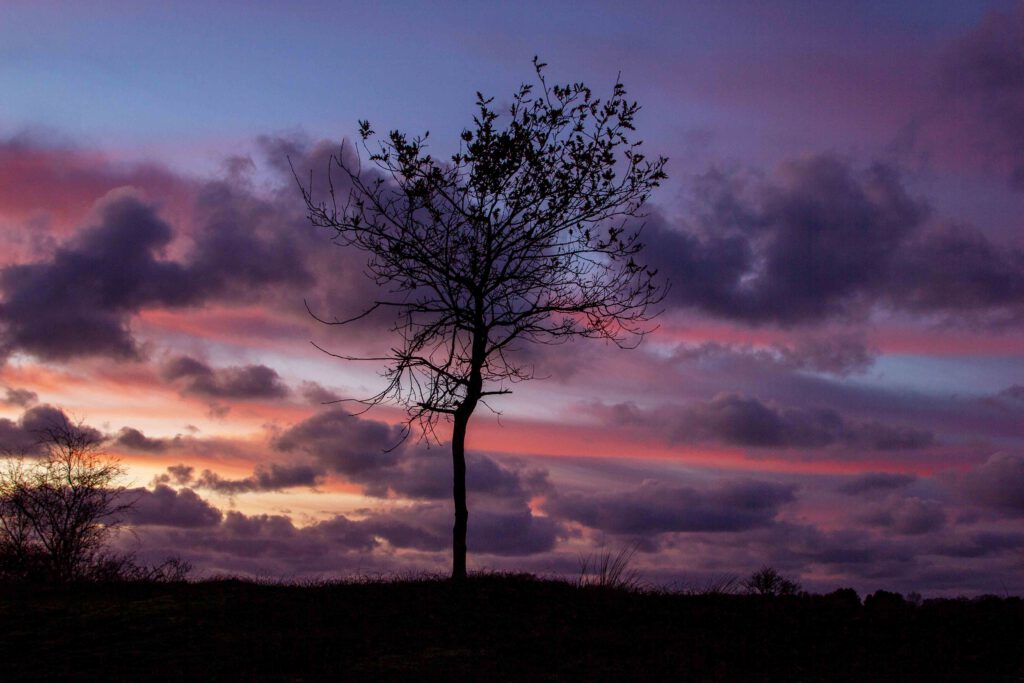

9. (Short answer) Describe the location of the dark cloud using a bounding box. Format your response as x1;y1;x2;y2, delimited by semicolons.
467;507;561;555
647;156;927;324
299;381;342;405
670;335;876;378
959;452;1024;515
125;485;223;528
187;180;313;301
933;531;1024;559
675;394;843;448
757;523;916;572
115;427;167;452
547;479;795;535
185;511;339;564
0;191;187;358
888;226;1024;319
0;404;101;454
194;463;323;494
941;5;1024;189
0;181;313;360
2;387;38;407
598;394;934;451
166;464;195;485
150;461;322;495
273;409;546;505
124;495;558;579
775;333;876;376
356;502;561;556
856;497;947;535
274;409;405;474
838;472;917;496
306;514;380;554
162;355;290;400
366;445;545;503
999;385;1024;402
646;155;1024;325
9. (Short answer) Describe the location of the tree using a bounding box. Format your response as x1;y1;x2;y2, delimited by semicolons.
296;58;667;580
0;420;129;582
743;566;801;597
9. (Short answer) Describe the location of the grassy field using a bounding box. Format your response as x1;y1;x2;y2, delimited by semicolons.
2;574;1022;681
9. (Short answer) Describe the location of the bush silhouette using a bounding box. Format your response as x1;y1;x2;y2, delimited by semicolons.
743;566;801;596
0;420;129;581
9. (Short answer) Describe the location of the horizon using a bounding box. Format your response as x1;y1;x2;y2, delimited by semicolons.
1;0;1023;596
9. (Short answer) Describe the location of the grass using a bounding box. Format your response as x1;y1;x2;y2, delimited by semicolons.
1;573;1022;681
576;544;643;590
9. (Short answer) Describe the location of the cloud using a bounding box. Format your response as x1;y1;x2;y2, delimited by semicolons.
2;387;38;407
547;479;795;535
149;462;196;489
273;409;405;474
934;531;1024;559
998;385;1024;402
959;452;1024;515
0;404;101;454
856;496;947;535
838;472;917;496
299;381;342;405
646;155;1024;326
0;191;190;359
115;427;167;452
647;156;927;324
124;494;558;579
125;485;223;528
273;408;547;504
365;445;546;503
162;355;290;400
165;464;195;485
671;334;877;379
595;394;934;451
775;333;876;376
193;463;323;494
940;4;1024;189
887;226;1024;320
350;502;561;556
0;171;315;360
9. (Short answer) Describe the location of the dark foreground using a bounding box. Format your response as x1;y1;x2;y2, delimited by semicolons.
2;575;1022;681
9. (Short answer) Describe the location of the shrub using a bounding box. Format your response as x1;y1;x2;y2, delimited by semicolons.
743;566;802;596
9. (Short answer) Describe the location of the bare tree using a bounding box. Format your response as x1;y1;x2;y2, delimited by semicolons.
743;566;802;597
296;58;667;580
0;421;130;582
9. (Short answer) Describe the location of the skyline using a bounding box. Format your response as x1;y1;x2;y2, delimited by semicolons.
1;1;1023;594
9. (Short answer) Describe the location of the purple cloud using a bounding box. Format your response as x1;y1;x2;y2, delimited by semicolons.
548;479;796;535
125;485;223;528
0;179;313;360
162;356;290;400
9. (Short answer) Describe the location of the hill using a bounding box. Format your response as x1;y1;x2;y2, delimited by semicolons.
2;575;1022;681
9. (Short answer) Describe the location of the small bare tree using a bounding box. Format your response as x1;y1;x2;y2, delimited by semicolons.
743;566;801;597
0;421;129;582
296;58;667;580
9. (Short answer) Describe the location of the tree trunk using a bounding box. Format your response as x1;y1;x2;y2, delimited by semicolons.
451;409;469;581
452;321;484;582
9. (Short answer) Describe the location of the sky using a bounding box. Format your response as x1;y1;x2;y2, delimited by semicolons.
1;0;1023;595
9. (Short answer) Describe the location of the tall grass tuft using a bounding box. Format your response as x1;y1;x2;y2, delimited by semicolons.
577;543;643;591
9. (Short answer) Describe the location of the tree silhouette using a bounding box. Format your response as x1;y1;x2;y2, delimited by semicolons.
0;421;129;582
743;566;801;597
296;58;667;580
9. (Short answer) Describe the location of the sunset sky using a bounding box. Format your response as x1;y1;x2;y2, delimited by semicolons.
2;1;1023;595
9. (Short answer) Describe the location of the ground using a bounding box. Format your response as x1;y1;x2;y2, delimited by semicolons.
2;575;1022;681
